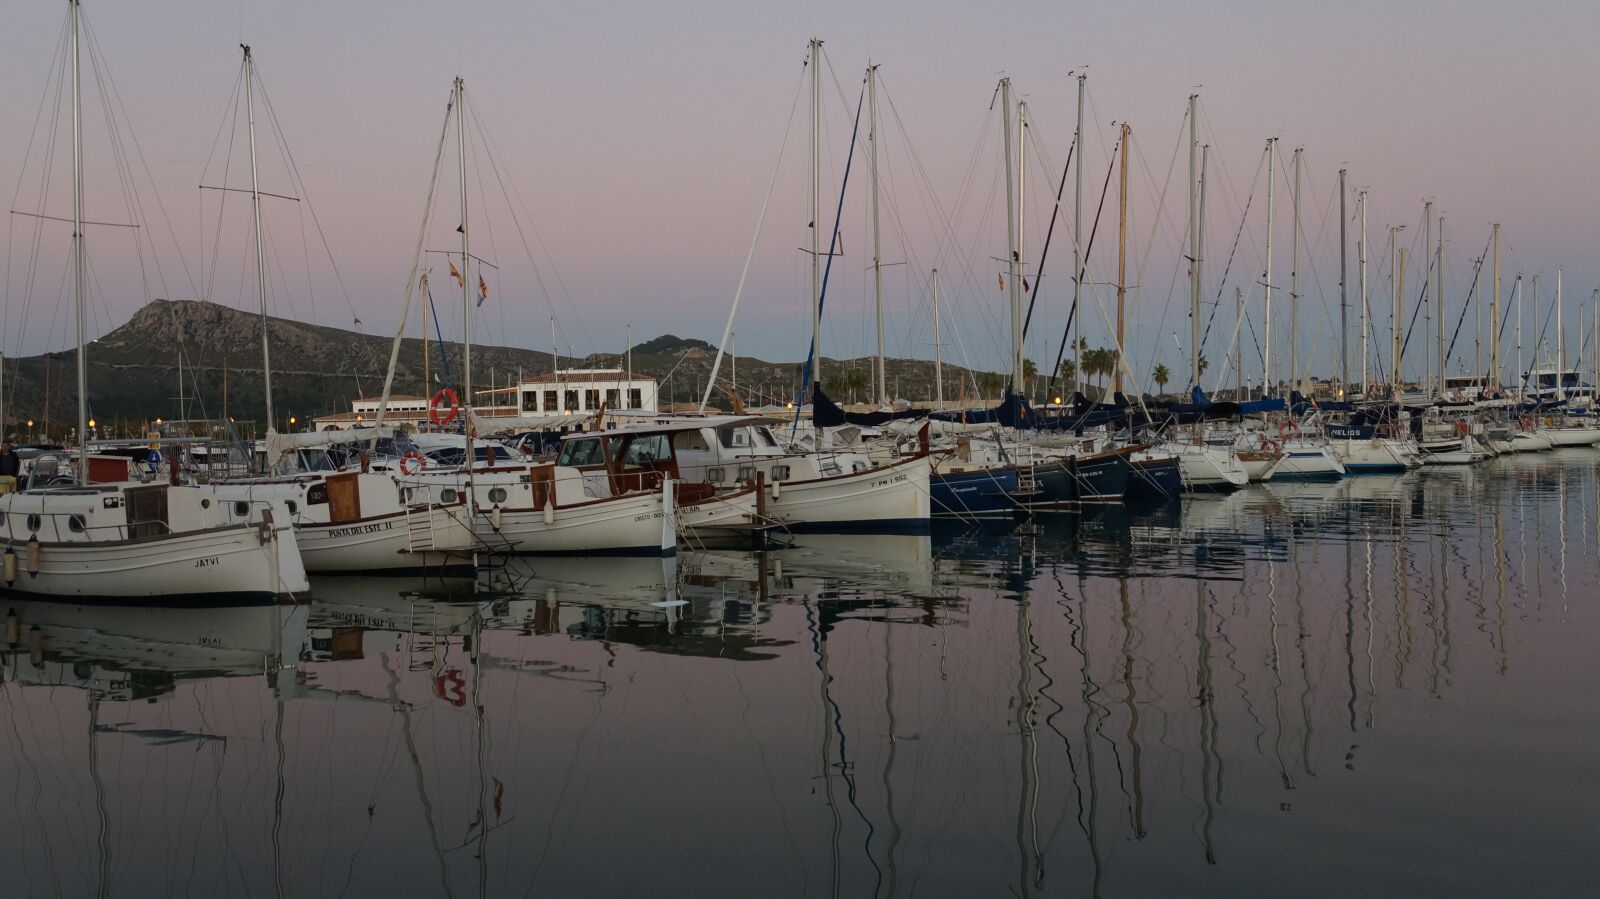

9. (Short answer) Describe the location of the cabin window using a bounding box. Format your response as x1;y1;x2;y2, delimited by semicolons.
26;514;40;532
235;501;251;518
737;466;755;483
585;389;601;411
488;487;508;504
820;460;841;477
621;435;670;466
558;438;604;467
755;428;778;447
627;388;642;409
67;515;86;534
605;389;621;409
307;484;329;505
706;467;725;484
441;489;459;504
671;430;710;452
718;428;752;449
852;460;869;473
564;389;580;411
286;501;298;515
772;465;791;482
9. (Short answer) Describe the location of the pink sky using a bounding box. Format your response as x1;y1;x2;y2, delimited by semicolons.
3;0;1596;389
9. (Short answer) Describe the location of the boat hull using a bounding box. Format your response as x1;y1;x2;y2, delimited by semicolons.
768;455;932;533
931;465;1018;519
0;525;295;606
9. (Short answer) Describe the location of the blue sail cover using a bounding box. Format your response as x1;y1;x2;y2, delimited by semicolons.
812;384;926;428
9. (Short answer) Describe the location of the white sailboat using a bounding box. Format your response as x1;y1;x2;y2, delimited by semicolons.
0;2;307;604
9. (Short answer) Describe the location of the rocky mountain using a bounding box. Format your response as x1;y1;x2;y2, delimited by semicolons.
4;299;1005;438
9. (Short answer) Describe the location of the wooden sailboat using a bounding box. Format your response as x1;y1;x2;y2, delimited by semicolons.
0;2;307;604
207;46;477;575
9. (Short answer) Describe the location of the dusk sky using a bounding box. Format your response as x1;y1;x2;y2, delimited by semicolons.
3;0;1596;393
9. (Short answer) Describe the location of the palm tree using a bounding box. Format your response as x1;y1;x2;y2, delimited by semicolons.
844;366;869;404
1058;358;1077;397
1153;363;1171;395
1022;358;1038;400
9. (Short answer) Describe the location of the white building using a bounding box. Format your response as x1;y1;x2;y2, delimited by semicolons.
312;395;434;431
493;369;658;416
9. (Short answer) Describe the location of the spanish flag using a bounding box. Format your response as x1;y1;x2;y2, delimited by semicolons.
449;261;463;287
477;274;489;307
998;273;1004;290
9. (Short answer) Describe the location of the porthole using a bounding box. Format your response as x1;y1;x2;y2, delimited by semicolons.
67;515;86;533
488;487;507;504
26;514;40;532
736;466;755;483
200;498;211;509
441;488;459;504
234;501;251;518
772;465;791;482
706;467;725;484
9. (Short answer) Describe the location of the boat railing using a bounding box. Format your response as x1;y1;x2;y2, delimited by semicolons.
5;508;175;544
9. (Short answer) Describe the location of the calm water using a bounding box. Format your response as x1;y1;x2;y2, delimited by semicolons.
3;450;1598;898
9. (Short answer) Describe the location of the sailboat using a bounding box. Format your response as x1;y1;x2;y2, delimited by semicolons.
205;46;477;576
0;1;307;605
394;77;679;556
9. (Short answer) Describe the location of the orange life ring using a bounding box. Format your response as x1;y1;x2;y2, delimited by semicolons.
1278;420;1301;440
1263;437;1282;456
399;450;427;476
1453;420;1470;437
429;388;461;426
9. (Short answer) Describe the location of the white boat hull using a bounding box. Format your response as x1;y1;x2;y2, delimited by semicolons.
478;491;670;555
1336;439;1419;471
1542;427;1600;447
1162;443;1249;489
292;505;476;574
764;455;931;531
1273;442;1348;479
0;525;298;605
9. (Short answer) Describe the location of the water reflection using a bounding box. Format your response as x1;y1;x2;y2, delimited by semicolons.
2;455;1599;896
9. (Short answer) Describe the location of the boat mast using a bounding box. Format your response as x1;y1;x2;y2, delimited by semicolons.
1072;74;1085;395
1018;99;1028;400
1358;189;1368;393
71;0;88;481
1289;147;1302;397
1524;276;1534;392
1187;95;1199;390
867;63;885;405
1436;214;1445;396
1262;138;1276;399
932;269;943;407
455;76;472;460
1234;286;1244;397
1394;243;1406;395
1000;77;1023;396
1115;121;1129;394
244;45;275;434
1421;202;1431;396
1339;169;1348;393
1556;269;1565;396
1491;224;1501;388
1196;143;1210;390
809;39;822;401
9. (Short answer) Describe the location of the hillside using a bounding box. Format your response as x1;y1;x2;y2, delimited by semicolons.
3;300;1003;437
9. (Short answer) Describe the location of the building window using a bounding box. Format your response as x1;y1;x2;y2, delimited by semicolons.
605;389;620;410
585;389;601;411
627;388;643;409
522;392;539;412
544;390;558;412
564;389;579;411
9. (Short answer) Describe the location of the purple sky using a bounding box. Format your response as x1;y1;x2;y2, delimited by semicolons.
3;0;1596;391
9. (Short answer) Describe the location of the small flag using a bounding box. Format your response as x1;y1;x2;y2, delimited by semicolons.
1023;277;1031;292
998;273;1005;290
477;274;489;307
449;261;463;287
